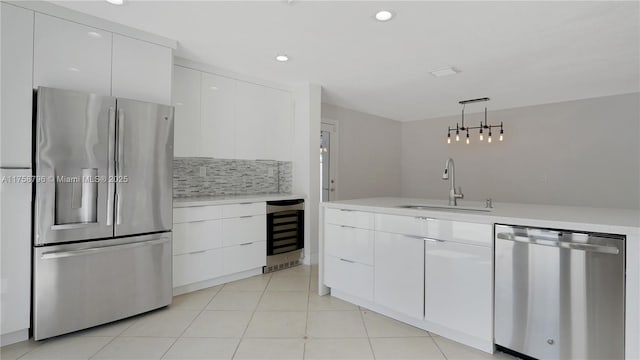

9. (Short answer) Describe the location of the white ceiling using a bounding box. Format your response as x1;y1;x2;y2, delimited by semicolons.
51;1;639;121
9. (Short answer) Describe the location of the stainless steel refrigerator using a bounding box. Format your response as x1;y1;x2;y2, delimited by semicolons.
32;87;174;340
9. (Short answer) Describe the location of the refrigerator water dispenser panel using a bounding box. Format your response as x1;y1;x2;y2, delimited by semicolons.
54;168;98;225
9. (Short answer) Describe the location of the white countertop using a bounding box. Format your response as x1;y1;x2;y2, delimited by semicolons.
321;197;640;235
173;193;306;208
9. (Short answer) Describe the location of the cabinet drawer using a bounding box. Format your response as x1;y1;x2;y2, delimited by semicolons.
325;224;374;265
325;208;374;229
325;255;373;301
173;219;222;255
174;206;222;224
222;202;266;218
223;241;266;275
173;248;223;287
375;213;430;237
427;220;492;246
222;215;266;247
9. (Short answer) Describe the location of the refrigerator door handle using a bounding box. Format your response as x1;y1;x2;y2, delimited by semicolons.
116;108;125;225
107;106;116;226
39;237;170;260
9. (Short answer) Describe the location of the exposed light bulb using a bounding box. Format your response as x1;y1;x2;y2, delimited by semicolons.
447;137;451;144
499;129;504;141
479;133;484;141
466;137;470;144
488;136;492;143
499;134;503;141
455;134;460;142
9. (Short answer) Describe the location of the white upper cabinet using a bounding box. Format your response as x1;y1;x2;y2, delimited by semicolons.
34;13;112;95
201;73;236;159
235;81;270;160
235;81;293;160
265;86;294;161
171;64;293;161
173;66;202;157
111;34;172;105
1;3;33;168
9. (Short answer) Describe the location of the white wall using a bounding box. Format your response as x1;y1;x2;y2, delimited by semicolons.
294;84;322;264
321;103;402;200
401;93;640;209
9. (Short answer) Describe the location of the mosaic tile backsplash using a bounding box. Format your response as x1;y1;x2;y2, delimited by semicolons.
173;157;293;198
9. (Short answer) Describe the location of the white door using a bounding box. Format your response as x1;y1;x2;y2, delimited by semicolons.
111;34;172;104
33;13;112;95
0;169;32;337
320;122;338;202
425;239;492;340
1;3;34;168
374;232;425;319
201;73;236;159
173;66;202;157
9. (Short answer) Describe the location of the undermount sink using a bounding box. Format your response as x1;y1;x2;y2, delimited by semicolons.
396;204;491;213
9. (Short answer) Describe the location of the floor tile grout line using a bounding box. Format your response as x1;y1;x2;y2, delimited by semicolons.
230;272;272;359
159;286;223;359
302;268;313;359
431;335;450;360
87;318;140;359
358;307;377;360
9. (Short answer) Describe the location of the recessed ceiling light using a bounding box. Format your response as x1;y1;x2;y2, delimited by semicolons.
275;55;289;62
67;67;80;72
375;10;394;22
105;0;124;5
87;31;102;39
209;86;218;90
429;67;460;77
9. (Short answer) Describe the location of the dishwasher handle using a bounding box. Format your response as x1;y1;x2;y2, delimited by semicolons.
496;232;621;255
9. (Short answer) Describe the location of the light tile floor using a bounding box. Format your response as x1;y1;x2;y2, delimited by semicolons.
2;265;516;359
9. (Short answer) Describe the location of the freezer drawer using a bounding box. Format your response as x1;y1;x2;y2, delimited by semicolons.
33;233;172;340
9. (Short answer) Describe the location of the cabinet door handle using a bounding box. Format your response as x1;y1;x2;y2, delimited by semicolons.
240;242;253;246
339;258;355;263
424;238;444;243
339;209;354;212
339;225;355;229
239;215;253;219
189;250;207;255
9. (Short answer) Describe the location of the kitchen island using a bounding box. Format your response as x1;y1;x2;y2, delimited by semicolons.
319;197;639;358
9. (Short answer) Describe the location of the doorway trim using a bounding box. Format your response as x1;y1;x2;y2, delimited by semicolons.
321;118;339;201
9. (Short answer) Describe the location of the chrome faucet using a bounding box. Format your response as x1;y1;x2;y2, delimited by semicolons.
441;158;464;206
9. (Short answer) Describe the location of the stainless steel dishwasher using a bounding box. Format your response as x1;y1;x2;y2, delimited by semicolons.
495;224;625;360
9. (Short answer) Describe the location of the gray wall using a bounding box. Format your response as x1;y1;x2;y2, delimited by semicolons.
401;93;640;209
322;103;402;200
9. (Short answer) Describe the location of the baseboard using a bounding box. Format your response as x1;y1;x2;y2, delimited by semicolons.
1;329;29;347
172;268;262;296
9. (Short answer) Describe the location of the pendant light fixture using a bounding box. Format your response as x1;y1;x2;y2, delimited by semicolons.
446;97;504;144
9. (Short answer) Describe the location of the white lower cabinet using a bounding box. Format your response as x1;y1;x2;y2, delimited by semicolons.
173;248;224;287
425;239;492;340
222;215;265;247
325;255;373;301
172;219;222;255
0;169;32;343
374;232;425;319
172;202;267;290
223;241;266;275
325;224;374;265
323;208;494;352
